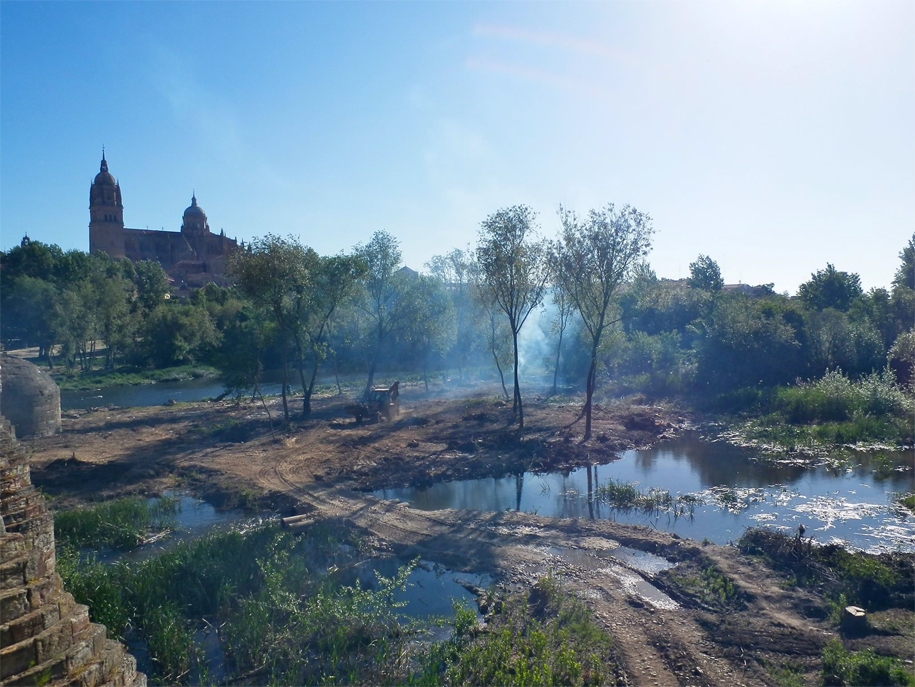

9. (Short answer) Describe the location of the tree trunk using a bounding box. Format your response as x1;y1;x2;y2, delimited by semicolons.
304;358;320;416
512;328;523;429
280;350;290;426
552;328;564;395
584;356;597;440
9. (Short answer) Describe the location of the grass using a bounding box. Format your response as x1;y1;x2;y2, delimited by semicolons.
737;528;913;613
413;573;621;686
665;563;740;610
594;478;697;518
52;364;218;391
735;370;915;449
821;640;914;686
896;493;915;515
59;518;623;686
57;522;436;685
54;495;179;550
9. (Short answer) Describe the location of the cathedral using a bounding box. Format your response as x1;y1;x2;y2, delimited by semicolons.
88;152;238;291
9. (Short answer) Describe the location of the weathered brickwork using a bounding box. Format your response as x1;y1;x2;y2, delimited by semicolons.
0;414;145;687
0;355;61;439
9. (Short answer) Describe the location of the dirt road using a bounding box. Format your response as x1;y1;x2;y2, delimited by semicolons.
23;387;909;686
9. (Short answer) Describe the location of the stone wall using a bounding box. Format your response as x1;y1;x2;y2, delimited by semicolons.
0;354;61;439
0;415;145;687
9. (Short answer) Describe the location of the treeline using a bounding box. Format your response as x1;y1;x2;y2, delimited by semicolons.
2;210;913;433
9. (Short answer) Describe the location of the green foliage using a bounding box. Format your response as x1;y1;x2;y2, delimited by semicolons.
798;263;863;312
893;233;915;292
896;493;915;514
416;575;617;686
667;564;739;608
737;529;913;612
137;303;220;368
593;479;696;519
687;254;723;292
821;640;914;686
55;496;179;550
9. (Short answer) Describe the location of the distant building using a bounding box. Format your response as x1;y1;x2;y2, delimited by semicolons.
88;152;238;291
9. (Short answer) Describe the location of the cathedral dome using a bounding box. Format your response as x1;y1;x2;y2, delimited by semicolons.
183;194;206;219
93;154;116;186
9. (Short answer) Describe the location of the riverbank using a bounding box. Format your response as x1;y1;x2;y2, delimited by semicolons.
20;388;915;686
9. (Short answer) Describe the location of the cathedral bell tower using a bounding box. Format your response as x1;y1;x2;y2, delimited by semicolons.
88;150;125;258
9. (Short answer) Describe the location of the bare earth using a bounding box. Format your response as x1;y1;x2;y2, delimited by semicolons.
22;385;914;686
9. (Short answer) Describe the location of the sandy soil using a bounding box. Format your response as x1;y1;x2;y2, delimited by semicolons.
21;385;914;686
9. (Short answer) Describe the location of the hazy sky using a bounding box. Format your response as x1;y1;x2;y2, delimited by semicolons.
2;1;913;294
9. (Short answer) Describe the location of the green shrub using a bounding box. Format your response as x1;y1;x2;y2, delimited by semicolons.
821;640;914;686
55;496;179;551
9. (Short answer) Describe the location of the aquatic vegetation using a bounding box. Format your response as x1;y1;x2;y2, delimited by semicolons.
738;528;914;612
414;574;620;686
594;478;696;518
55;495;179;550
56;522;453;685
821;640;914;687
895;492;915;515
665;563;740;610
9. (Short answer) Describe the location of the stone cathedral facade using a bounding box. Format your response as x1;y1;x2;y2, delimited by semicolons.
88;153;238;291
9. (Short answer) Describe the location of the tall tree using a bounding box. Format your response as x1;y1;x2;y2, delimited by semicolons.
797;263;863;312
354;231;412;396
295;253;366;414
555;203;654;440
546;282;577;395
893;233;915;292
687;254;723;292
476;205;550;429
229;234;310;423
427;247;477;381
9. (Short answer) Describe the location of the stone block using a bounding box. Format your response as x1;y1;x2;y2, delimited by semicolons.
0;555;27;590
0;636;38;680
1;604;59;645
34;619;74;664
0;587;30;622
2;653;68;686
0;534;26;563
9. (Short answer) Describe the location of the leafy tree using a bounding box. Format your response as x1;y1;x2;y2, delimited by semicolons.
139;303;219;368
554;203;654;439
427;247;478;381
693;296;803;391
798;264;863;312
888;329;915;389
353;231;413;397
397;274;456;391
132;260;170;313
476;206;551;429
295;253;366;414
687;255;723;292
893;233;915;291
546;283;577;395
5;276;66;365
229;234;311;423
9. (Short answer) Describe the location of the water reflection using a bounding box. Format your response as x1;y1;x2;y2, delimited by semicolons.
375;434;915;552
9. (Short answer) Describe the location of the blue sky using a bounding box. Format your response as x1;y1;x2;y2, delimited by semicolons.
2;1;913;293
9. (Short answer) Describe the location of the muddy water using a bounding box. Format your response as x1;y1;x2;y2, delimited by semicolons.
94;495;268;564
60;377;290;410
375;434;915;553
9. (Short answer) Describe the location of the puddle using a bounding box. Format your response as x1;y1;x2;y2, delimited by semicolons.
608;546;675;574
542;545;678;610
375;434;915;552
93;494;268;564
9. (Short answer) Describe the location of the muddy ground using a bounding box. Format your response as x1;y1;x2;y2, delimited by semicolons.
21;384;915;686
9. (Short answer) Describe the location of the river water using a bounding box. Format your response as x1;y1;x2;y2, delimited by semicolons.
63;378;915;552
375;434;915;553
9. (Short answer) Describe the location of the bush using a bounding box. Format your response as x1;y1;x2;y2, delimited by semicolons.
773;369;913;425
821;640;914;686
